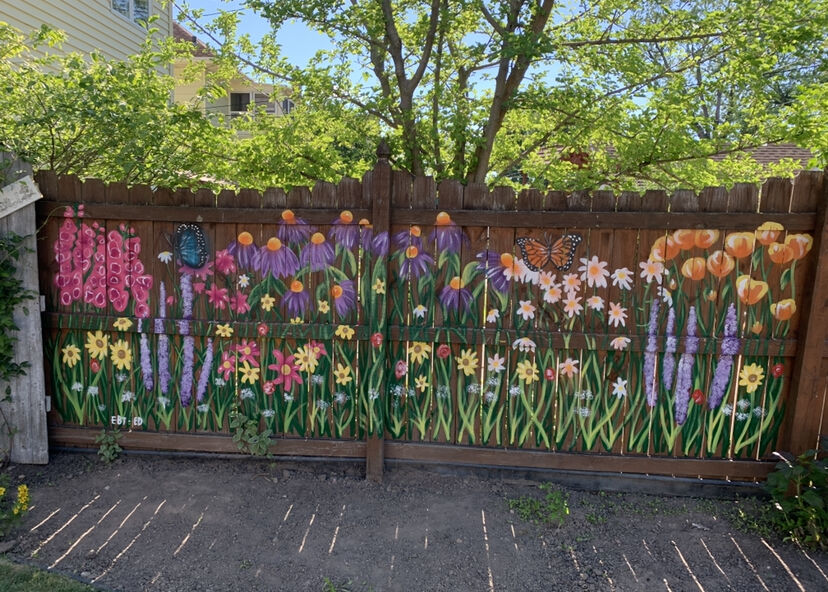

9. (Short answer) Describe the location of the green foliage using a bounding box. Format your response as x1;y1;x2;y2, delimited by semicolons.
95;429;123;464
765;442;828;549
0;557;96;592
0;474;30;539
229;406;273;457
508;483;569;527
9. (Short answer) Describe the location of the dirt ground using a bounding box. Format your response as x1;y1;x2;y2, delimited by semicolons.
2;451;827;591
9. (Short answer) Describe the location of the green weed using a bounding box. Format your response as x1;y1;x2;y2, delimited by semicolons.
508;483;569;527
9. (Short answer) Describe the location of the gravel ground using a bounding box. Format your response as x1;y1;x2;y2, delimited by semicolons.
2;451;827;591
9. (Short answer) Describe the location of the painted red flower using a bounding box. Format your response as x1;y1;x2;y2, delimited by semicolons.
691;389;705;405
771;363;784;379
395;360;408;379
257;323;268;337
90;359;101;373
263;380;276;395
545;368;556;381
370;332;383;347
436;344;451;359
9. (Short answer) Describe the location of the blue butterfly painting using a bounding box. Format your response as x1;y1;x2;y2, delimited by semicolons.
173;223;209;269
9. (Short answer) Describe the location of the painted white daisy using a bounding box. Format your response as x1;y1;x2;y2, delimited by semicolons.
486;308;500;323
517;300;536;320
611;267;633;290
608;302;627;328
587;295;604;311
639;259;665;285
612;377;628;399
578;255;610;288
158;251;173;263
511;337;537;352
610;336;631;351
238;274;250;288
488;353;507;373
413;304;427;319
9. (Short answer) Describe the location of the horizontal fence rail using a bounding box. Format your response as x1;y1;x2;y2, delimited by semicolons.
33;159;828;481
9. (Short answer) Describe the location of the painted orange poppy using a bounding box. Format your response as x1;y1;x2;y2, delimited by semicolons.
706;250;735;278
736;275;768;305
694;229;719;249
785;234;813;260
681;257;706;280
650;235;680;262
771;298;796;321
672;229;696;250
724;232;755;259
755;222;783;245
767;242;794;265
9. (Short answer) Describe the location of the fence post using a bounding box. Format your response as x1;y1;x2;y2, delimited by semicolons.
781;170;828;455
365;140;392;482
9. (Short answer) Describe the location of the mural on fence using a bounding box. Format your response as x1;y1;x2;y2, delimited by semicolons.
45;200;814;459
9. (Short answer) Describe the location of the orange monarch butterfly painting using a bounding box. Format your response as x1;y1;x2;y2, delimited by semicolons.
516;233;583;272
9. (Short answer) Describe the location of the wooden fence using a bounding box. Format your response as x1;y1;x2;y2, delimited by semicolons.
33;146;828;481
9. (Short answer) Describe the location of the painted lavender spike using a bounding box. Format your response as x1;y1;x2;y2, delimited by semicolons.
195;338;214;403
139;332;153;391
708;303;740;410
674;306;699;425
154;281;166;334
643;298;659;407
178;273;193;335
180;335;195;406
662;307;677;390
158;333;170;395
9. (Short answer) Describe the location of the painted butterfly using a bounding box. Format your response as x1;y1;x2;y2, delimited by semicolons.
515;233;582;272
173;223;209;269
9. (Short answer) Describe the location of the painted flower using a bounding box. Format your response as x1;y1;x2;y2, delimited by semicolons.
517;300;536;321
544;368;555;381
373;278;386;294
393;224;425;251
578;255;610;288
394;360;408;379
370;332;383;347
785;234;813;260
413;305;427;319
113;317;132;331
586;295;604;311
439;276;473;313
486;308;500;323
501;254;528;283
290;317;303;324
639;259;664;284
430;212;467;253
218;351;235;381
331;280;357;318
512;337;536;353
771;364;784;378
558;358;579;377
300;232;335;272
694;229;719;249
90;358;101;373
755;222;783;245
110;339;133;371
436;344;451;359
512;360;536;384
215;323;233;337
612;377;627;399
214;249;236;276
61;344;81;368
229;292;250;314
239;362;260;385
158;251;173;263
691;389;705;405
724;232;756;259
562;273;581;293
650;235;680;262
84;331;109;360
258;237;300;280
408;342;432;365
609;336;631;351
260;293;276;312
455;349;479;377
238;274;250;288
611;267;633;290
228;231;259;270
706;250;735;278
269;350;303;391
681;257;706;281
236;339;260;366
309;340;327;359
606;302;627;328
671;229;696;250
329;210;359;249
488;354;506;373
767;242;794;265
278;209;313;244
736;275;769;305
475;251;512;293
294;344;319;373
205;284;229;309
335;325;355;340
334;363;353;385
738;363;765;394
771;298;796;321
284;280;310;317
543;284;563;304
415;375;429;392
563;294;583;318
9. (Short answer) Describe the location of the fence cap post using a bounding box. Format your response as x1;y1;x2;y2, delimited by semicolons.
376;139;391;162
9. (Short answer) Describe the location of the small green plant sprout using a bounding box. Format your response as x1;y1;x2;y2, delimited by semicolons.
95;429;123;464
229;406;273;457
765;440;828;550
0;473;30;538
508;483;569;527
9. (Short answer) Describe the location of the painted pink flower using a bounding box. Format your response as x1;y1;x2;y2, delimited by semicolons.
230;292;250;314
308;340;327;359
395;360;408;379
257;323;268;336
218;350;235;381
263;380;276;395
268;349;303;391
236;339;260;367
178;260;214;280
215;249;236;275
205;284;229;309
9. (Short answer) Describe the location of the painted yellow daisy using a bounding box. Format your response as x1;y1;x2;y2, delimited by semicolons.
84;331;109;360
260;294;276;312
455;349;479;377
335;325;355;340
215;324;233;337
738;363;765;394
372;278;386;294
113;317;132;331
407;342;432;365
334;363;353;385
61;344;81;368
294;344;319;373
415;375;429;392
289;317;303;325
516;359;539;384
239;362;260;384
109;339;133;371
318;300;330;314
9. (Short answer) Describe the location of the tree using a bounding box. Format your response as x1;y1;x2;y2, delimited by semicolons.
180;0;827;190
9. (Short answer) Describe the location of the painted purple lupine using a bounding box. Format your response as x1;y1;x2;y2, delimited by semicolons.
196;338;214;403
662;307;677;390
180;335;195;406
329;211;359;249
643;298;660;407
674;306;699;425
257;237;299;279
332;280;357;317
284;280;310;317
399;246;435;279
301;233;336;271
709;303;740;410
158;333;171;395
475;251;510;294
154;281;166;334
439;278;474;313
178;272;193;335
139;332;153;391
278;210;313;244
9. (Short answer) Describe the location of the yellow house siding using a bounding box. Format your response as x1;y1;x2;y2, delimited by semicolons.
0;0;172;64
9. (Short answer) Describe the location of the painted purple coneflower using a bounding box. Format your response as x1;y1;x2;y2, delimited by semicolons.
393;225;424;251
329;210;359;249
439;276;473;313
301;232;336;271
358;221;389;256
154;281;166;334
674;306;699;425
371;231;389;256
331;280;357;318
180;335;195;406
662;307;677;390
227;231;259;270
429;212;468;254
278;209;313;244
642;298;659;407
258;237;299;280
399;245;435;279
284;279;310;317
475;251;512;294
195;338;214;403
140;332;153;391
709;303;740;410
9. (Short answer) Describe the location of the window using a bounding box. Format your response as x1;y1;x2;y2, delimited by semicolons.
112;0;150;24
281;98;295;115
230;93;251;114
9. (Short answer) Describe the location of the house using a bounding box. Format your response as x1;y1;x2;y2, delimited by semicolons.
0;1;173;65
172;23;293;122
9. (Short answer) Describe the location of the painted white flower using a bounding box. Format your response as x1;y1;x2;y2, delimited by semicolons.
284;393;294;402
587;295;604;311
71;382;83;392
562;273;582;293
508;385;521;397
639;259;665;285
563;293;583;318
737;398;751;411
543;284;563;304
752;406;766;417
511;337;536;352
578;256;610;288
334;392;347;404
488;353;507;373
486;308;500;323
158;251;173;263
213;377;226;387
579;407;590;418
608;302;628;328
610;336;631;351
538;272;556;289
736;412;749;421
486;376;499;387
612;377;628;399
238;274;250;288
369;388;380;400
467;383;481;395
660;287;673;307
240;388;255;400
316;400;330;410
262;409;276;418
87;386;99;397
611;267;634;290
519;262;539;285
121;391;135;403
502;258;527;282
558;358;579;377
517;300;536;320
197;404;209;413
413;304;427;319
484;391;497;404
721;404;733;416
158;396;170;408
